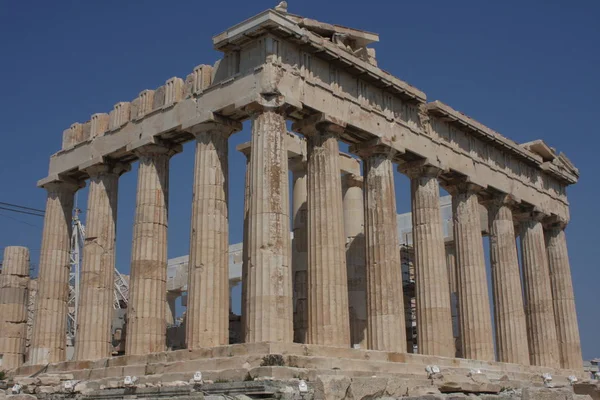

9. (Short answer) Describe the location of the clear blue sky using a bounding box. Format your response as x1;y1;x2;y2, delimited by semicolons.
1;1;598;359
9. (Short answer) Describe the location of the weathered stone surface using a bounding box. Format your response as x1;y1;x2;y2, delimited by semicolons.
30;181;78;365
520;213;560;368
574;382;600;400
127;144;180;355
486;196;529;365
449;182;494;361
436;373;501;394
346;376;388;399
313;375;350;400
521;387;574;400
244;109;293;343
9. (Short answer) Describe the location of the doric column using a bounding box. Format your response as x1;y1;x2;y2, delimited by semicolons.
166;292;178;326
545;219;582;370
187;122;240;349
486;195;529;365
352;144;406;352
75;163;127;361
448;181;494;361
445;243;462;357
519;211;560;368
0;246;30;369
294;116;350;347
290;157;308;344
126;143;180;355
30;180;79;365
238;144;251;342
244;106;292;343
342;174;368;348
401;162;454;357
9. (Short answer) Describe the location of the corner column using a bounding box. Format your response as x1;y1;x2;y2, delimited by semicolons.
354;145;406;352
126;143;180;355
30;180;79;365
187;121;240;349
401;163;454;357
519;211;560;368
0;247;30;369
294;116;350;347
486;195;529;365
290;157;308;344
342;174;368;348
244;105;293;343
545;220;582;370
75;163;128;361
448;181;494;361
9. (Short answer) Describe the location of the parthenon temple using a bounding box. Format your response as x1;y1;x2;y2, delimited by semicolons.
0;4;590;398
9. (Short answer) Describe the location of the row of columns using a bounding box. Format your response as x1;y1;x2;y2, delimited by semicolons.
26;108;582;371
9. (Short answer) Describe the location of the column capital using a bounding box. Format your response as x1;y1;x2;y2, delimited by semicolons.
243;96;299;118
398;159;446;179
289;155;307;173
350;137;401;160
133;142;182;159
342;173;363;189
480;193;519;210
514;207;549;223
41;178;84;193
82;161;131;178
236;142;252;160
188;115;242;137
543;214;569;230
444;177;485;196
291;113;346;137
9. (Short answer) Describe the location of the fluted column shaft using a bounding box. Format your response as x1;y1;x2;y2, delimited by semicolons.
244;108;292;343
290;159;308;344
239;145;251;342
343;174;367;348
30;181;77;365
545;224;582;370
487;197;529;365
450;183;494;361
75;164;123;361
405;166;454;357
187;127;233;349
362;151;406;352
305;125;350;347
0;247;30;369
520;215;560;368
445;243;461;357
126;144;178;355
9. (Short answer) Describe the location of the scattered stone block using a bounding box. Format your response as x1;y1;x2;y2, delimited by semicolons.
522;386;574;400
313;375;351;399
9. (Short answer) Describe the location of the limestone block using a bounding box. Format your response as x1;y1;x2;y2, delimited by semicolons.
108;101;130;131
165;77;184;107
313;375;351;400
436;373;501;394
137;89;155;119
346;377;388;399
406;384;442;397
522;387;574;400
81;120;92;142
61;122;82;149
574;382;600;400
153;85;166;110
90;113;109;138
192;64;213;94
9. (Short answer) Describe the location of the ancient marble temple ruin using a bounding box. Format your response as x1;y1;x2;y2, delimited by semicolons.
1;4;584;384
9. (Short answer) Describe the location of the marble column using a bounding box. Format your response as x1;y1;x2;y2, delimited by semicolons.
30;180;78;365
402;164;454;357
239;144;251;342
445;243;462;357
520;212;560;368
342;174;367;348
126;144;180;355
486;195;529;365
75;163;126;361
290;157;308;344
0;247;30;369
545;220;582;370
449;182;494;361
166;292;178;326
244;107;292;343
187;123;239;349
295;118;350;347
358;147;406;352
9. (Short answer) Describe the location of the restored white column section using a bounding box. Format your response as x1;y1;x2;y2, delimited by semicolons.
187;121;240;349
294;115;350;347
244;105;293;343
545;219;582;370
290;157;308;344
353;144;406;352
0;246;30;369
75;163;128;361
519;212;560;368
30;180;79;365
126;143;180;355
449;181;494;361
486;195;529;365
342;174;368;348
401;162;454;357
